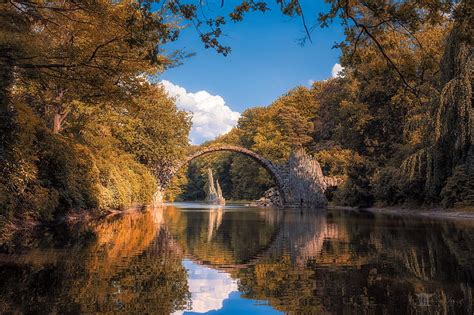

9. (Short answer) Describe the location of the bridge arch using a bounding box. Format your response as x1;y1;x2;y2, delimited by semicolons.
167;145;287;204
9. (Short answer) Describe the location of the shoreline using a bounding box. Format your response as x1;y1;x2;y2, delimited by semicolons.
0;205;152;245
332;205;474;221
181;200;474;221
2;203;473;245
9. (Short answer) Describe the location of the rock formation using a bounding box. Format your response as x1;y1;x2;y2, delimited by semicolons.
252;149;343;207
283;148;342;207
205;168;226;205
250;187;282;207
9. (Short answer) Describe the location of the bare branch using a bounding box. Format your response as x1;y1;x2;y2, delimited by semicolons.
296;0;312;43
343;4;416;94
88;37;121;63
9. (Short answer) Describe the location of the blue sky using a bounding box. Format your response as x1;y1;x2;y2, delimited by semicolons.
156;1;345;143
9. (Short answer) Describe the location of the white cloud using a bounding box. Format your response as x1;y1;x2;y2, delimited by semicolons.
308;79;315;86
161;80;241;144
331;63;344;78
173;260;238;315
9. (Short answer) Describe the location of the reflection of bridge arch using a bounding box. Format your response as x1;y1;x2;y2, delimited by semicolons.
169;209;344;271
167;145;287;203
163;205;285;270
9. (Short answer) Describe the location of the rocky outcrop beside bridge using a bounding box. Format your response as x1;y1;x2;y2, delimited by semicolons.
283;148;328;207
255;148;342;208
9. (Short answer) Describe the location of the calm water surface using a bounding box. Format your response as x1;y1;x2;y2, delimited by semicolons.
0;203;473;314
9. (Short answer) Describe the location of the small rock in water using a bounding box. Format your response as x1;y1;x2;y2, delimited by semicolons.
250;187;282;207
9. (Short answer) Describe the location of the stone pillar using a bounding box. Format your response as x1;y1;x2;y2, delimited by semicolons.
284;148;328;208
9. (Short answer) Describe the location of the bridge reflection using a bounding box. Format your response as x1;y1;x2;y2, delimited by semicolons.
162;205;347;270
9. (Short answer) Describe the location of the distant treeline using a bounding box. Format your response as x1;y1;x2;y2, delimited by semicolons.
176;3;473;208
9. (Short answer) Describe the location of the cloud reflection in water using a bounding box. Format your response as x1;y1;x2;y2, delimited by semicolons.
174;260;238;314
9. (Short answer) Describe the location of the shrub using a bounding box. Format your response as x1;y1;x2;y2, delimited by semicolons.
0;101;158;223
0;103;61;220
94;151;157;210
334;156;375;207
440;165;474;208
372;167;401;205
37;133;101;216
315;148;356;177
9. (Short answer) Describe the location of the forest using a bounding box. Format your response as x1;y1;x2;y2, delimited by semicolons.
0;0;473;232
0;1;192;226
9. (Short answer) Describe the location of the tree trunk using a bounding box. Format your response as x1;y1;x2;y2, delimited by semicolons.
0;53;15;152
52;113;61;134
52;111;68;134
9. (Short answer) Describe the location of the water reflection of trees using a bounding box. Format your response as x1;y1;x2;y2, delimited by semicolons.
0;208;190;313
1;206;473;314
237;210;474;314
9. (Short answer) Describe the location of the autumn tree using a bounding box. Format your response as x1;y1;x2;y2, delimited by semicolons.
113;82;192;186
1;0;181;133
0;1;193;225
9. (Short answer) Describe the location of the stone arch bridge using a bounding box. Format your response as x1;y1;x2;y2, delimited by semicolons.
158;145;341;208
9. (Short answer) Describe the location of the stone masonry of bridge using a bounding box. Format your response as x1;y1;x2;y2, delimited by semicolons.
155;145;342;208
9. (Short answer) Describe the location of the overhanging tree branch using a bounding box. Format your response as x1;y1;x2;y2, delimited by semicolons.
344;7;416;94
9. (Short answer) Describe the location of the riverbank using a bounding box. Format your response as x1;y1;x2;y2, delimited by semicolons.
333;205;474;222
0;205;152;246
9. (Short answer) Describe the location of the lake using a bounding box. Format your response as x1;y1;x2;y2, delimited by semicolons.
0;203;473;314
